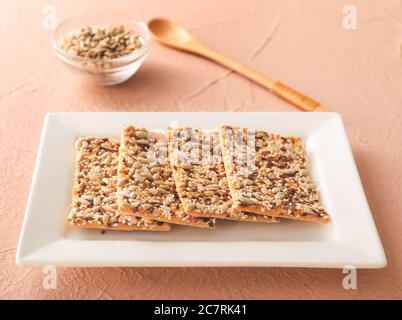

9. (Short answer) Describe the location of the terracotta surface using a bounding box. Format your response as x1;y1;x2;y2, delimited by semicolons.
1;0;401;299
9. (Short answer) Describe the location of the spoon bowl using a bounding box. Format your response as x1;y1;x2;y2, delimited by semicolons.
148;18;197;51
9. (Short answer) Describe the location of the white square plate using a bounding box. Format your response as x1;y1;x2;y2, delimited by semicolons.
16;112;386;268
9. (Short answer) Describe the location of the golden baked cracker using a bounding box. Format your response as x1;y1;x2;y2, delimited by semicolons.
219;125;329;224
68;137;170;231
117;126;215;229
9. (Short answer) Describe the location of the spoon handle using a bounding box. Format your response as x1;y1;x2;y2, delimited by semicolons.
194;43;329;112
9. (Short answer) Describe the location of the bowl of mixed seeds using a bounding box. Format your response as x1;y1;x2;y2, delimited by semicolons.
52;15;150;86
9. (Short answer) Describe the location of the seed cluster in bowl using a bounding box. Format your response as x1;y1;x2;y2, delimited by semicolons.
59;25;143;59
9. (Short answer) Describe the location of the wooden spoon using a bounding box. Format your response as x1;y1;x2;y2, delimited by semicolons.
148;18;329;112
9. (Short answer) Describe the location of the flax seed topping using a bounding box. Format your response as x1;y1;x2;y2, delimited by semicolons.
167;127;279;223
117;126;215;229
220;125;329;223
68;137;170;231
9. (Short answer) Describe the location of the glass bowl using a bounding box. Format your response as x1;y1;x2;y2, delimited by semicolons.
51;15;150;86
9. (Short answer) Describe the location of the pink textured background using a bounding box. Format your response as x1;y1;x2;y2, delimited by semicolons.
1;0;401;299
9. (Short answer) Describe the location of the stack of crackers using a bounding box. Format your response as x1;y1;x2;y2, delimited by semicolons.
68;125;329;232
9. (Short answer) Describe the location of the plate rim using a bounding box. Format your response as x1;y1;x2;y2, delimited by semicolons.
16;112;387;268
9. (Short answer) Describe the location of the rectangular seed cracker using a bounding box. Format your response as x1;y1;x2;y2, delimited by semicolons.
68;137;170;231
219;125;330;224
117;126;216;229
166;127;279;223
